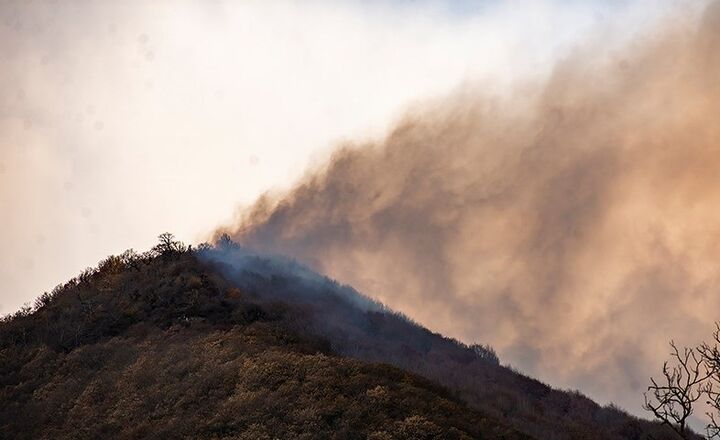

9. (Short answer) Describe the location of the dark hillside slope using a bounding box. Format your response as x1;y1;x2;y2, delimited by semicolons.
0;249;526;440
201;243;694;440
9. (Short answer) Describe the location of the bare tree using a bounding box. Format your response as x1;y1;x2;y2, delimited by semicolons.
644;341;711;439
698;324;720;438
153;232;186;255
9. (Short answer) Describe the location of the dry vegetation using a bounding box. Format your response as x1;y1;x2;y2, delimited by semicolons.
0;241;524;439
0;235;693;439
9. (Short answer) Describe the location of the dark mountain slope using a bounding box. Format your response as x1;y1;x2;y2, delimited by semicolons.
0;239;692;439
201;242;692;440
0;248;525;440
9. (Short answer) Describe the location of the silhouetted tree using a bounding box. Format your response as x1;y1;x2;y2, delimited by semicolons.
153;232;186;255
698;324;720;438
644;341;712;439
196;242;212;252
217;233;239;250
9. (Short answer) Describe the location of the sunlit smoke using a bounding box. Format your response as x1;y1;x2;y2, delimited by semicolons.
218;1;720;414
0;0;630;317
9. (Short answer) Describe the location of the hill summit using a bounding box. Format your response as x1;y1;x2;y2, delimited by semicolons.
0;234;688;439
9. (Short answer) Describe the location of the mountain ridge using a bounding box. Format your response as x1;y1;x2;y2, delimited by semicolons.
0;236;693;439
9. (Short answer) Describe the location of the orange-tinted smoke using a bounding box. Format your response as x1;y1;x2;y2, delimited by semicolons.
217;1;720;412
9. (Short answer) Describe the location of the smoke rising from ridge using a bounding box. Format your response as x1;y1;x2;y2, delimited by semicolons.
218;1;720;413
1;0;620;317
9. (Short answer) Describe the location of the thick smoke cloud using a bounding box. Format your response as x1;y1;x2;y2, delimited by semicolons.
218;2;720;413
1;0;616;317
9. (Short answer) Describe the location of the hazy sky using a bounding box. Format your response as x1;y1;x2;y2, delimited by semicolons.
0;0;659;315
0;0;702;417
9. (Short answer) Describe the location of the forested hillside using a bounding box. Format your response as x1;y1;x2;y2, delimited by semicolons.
0;242;523;440
0;236;695;439
202;239;697;440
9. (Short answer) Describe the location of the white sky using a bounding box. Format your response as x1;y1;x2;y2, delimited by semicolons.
0;0;679;317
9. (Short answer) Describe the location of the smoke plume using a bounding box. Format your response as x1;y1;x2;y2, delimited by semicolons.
217;2;720;413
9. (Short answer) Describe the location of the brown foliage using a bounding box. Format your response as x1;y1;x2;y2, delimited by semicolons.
0;249;523;440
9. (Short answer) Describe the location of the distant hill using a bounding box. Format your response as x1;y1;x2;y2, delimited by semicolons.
0;237;693;439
